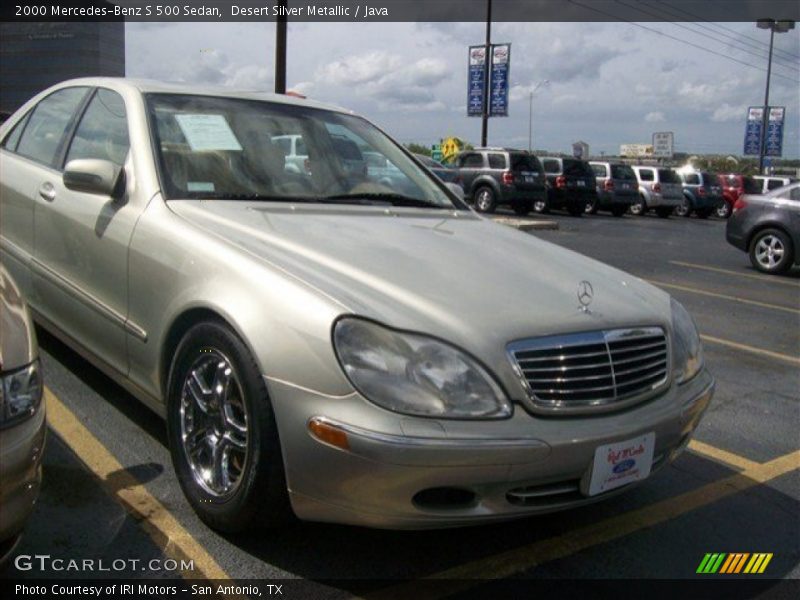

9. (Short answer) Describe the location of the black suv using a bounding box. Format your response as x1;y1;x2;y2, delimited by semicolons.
539;157;598;216
455;148;547;215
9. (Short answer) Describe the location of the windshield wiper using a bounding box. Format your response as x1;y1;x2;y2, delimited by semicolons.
321;193;441;208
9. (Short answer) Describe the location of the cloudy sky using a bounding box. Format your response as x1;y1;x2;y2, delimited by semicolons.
126;20;800;158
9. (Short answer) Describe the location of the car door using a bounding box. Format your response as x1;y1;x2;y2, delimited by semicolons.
0;87;91;299
31;87;138;374
457;152;483;197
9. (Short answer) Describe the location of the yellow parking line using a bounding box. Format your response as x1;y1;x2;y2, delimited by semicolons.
669;261;800;288
688;440;761;471
646;279;800;315
700;334;800;367
366;450;800;600
45;388;231;582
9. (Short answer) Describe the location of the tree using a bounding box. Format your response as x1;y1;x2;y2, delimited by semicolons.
405;143;431;156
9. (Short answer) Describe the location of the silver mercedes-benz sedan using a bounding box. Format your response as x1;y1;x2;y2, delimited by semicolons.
0;78;713;531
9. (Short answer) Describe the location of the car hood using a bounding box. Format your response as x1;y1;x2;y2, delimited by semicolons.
0;266;37;372
169;201;672;356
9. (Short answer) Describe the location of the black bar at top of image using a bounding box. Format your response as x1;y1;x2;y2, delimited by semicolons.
2;0;800;23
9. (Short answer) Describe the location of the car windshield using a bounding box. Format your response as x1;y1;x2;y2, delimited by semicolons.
146;94;458;208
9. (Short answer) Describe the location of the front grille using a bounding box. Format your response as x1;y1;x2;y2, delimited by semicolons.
508;327;669;413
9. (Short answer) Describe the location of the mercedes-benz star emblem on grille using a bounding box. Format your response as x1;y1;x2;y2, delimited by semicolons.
577;280;594;311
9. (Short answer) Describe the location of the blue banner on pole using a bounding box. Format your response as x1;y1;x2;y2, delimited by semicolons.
743;106;763;156
489;43;510;117
765;106;785;157
467;45;486;117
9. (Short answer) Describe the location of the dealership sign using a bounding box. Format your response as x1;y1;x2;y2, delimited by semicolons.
765;106;785;157
467;43;510;117
743;107;764;155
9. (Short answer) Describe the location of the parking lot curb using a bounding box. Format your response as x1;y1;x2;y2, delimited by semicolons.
492;217;559;231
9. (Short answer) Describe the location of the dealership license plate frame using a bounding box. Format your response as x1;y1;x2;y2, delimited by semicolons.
588;432;656;496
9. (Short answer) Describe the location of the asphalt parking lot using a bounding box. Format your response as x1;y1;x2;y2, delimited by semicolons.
3;211;798;597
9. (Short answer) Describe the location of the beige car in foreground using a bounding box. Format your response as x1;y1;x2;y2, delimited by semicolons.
0;265;45;559
0;79;713;531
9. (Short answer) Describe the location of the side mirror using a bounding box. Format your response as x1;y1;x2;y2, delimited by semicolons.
63;159;124;198
445;182;465;201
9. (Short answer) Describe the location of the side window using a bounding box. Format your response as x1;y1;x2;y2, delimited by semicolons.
767;179;784;191
487;153;505;169
461;153;483;168
65;89;129;167
638;169;654;182
16;87;89;168
2;111;31;151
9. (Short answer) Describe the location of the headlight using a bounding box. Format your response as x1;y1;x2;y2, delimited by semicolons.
0;360;43;425
333;318;511;419
671;299;703;384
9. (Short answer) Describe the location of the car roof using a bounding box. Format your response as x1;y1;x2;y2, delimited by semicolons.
52;77;353;115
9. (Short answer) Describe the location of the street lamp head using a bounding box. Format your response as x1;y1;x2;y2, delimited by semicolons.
757;18;775;29
774;20;795;33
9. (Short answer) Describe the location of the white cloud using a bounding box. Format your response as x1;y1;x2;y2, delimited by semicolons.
645;111;666;123
711;103;746;122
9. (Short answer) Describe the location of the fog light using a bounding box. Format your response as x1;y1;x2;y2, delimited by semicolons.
308;417;350;450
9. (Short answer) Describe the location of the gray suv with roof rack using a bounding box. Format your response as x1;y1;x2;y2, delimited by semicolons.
455;148;547;215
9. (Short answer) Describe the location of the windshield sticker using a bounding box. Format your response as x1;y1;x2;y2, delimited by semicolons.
175;114;243;151
187;181;215;192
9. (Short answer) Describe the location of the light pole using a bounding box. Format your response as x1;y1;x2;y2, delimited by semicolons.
527;79;549;153
480;0;493;147
756;18;794;174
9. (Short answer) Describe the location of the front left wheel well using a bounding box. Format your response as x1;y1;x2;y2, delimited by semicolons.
160;308;232;399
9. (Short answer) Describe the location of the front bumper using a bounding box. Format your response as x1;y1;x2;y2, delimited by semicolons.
268;369;714;529
0;402;46;543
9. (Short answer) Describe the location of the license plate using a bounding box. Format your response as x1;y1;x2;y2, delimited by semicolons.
577;180;586;187
588;432;655;496
622;183;630;190
524;176;533;183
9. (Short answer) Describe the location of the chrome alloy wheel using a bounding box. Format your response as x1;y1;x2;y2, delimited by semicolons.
180;349;248;498
754;234;785;270
475;189;493;212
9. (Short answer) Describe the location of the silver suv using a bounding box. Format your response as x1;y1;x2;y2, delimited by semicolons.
631;166;683;218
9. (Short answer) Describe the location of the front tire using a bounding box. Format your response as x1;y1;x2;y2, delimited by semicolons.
749;228;794;274
473;186;497;213
167;321;292;532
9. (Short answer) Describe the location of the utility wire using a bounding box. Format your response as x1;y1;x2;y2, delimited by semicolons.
566;0;800;84
639;0;800;62
625;0;800;72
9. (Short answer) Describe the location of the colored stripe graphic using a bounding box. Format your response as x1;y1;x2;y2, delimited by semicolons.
699;553;773;574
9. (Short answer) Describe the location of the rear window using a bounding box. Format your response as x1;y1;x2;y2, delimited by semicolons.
766;178;785;191
701;172;717;186
542;159;560;173
682;173;700;185
563;159;593;177
658;169;681;184
591;163;607;177
510;152;539;173
610;164;635;180
743;177;761;194
637;168;654;182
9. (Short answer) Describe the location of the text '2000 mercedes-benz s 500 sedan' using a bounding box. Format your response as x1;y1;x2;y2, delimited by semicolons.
0;79;714;531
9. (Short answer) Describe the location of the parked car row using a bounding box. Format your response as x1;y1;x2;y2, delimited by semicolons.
449;148;797;224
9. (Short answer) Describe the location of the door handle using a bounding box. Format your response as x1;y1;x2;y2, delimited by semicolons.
38;182;56;201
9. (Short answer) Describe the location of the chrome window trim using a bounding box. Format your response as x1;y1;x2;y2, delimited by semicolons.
507;327;671;416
